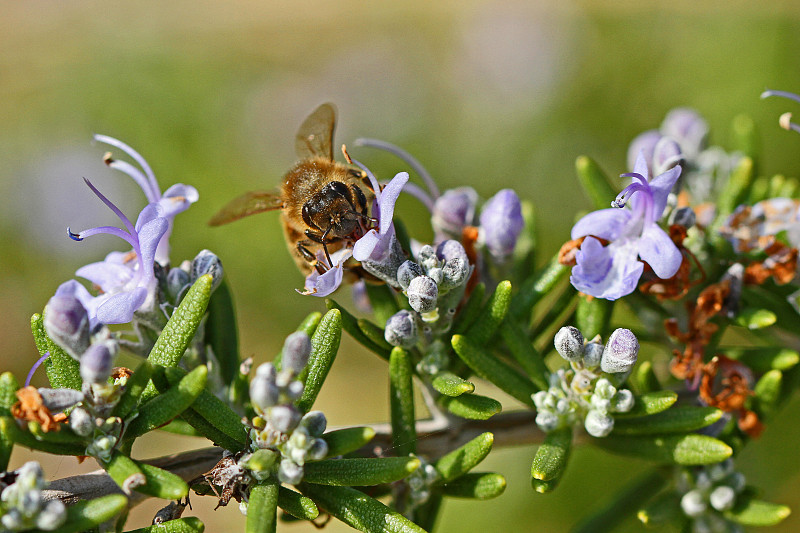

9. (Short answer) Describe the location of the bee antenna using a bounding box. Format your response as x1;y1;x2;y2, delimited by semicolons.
341;144;354;164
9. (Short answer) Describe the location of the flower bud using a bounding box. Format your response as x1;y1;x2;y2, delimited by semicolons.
269;405;301;433
36;500;66;531
80;344;114;384
69;407;94;437
278;458;304;485
535;411;561;432
432;187;478;237
479;189;524;261
300;411;327;437
255;362;277;380
250;377;279;410
554;326;584;363
191;249;224;291
407;276;438;314
43;293;90;360
282;332;312;374
669;206;696;228
582;342;604;369
307;438;328;461
652;136;683;176
37;388;83;413
627;130;661;173
397;261;424;290
385;310;419;348
436;240;468;264
611;389;634;413
601;328;639;374
286;380;304;401
584;409;614;437
417;245;439;271
166;267;191;302
441;257;470;290
680;489;707;518
426;267;444;285
661;108;709;159
709;485;736;512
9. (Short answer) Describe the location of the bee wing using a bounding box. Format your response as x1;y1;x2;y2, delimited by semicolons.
208;191;284;226
295;103;337;161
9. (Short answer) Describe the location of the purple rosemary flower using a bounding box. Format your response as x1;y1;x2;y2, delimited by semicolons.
569;152;682;300
660;108;708;160
353;171;410;262
432;187;478;238
299;248;353;297
94;135;198;264
479;189;523;261
68;179;169;324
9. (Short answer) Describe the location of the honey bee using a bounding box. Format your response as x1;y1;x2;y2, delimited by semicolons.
209;103;374;275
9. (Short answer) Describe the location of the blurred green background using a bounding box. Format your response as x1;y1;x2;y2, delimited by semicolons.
3;0;800;531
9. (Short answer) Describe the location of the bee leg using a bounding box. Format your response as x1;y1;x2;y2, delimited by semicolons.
304;228;334;267
297;242;328;274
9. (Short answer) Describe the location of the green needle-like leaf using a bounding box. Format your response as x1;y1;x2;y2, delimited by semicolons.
136;462;190;500
615;390;677;417
278;486;320;520
389;347;416;457
441;472;506;500
509;256;569;322
326;300;390;361
611;407;723;436
575;295;614;339
452;334;536;406
297;309;342;413
365;283;400;326
636;490;681;527
571;471;666;533
575;155;619;211
440;394;501;420
716;156;754;218
531;477;559;494
531;427;572;482
753;369;782;420
124;366;208;440
0;372;18;470
434;432;494;484
359;318;393;352
303;457;420;486
124;517;206;533
594;434;732;465
299;483;425;533
105;452;188;499
499;318;548;391
112;360;155;419
275;311;323;370
431;372;475;397
628;361;661;395
0;417;85;456
247;479;279;533
148;274;214;368
734;307;777;329
54;494;128;533
468;280;512;345
205;277;240;386
163;367;247;451
452;283;486;335
725;347;799;372
323;427;376;458
31;313;82;391
725;494;791;526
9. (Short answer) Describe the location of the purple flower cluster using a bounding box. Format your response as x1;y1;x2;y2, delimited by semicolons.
66;136;198;324
569;152;682;300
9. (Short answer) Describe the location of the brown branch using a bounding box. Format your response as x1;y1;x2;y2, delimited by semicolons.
42;411;547;505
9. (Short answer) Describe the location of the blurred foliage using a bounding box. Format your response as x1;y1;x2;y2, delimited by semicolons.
3;1;800;530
